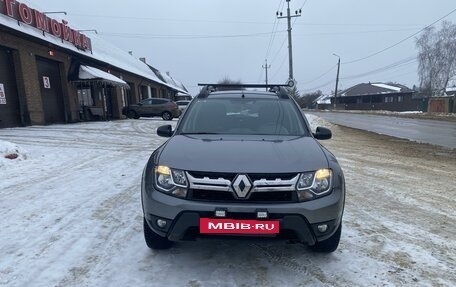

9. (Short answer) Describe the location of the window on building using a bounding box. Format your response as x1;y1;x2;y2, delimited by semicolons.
398;95;404;102
77;88;94;106
384;96;394;103
372;95;382;103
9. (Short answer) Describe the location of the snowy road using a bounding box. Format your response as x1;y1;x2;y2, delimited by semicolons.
0;117;455;287
309;111;456;149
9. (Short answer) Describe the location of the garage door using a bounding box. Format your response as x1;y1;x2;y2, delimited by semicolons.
36;57;65;124
0;46;21;128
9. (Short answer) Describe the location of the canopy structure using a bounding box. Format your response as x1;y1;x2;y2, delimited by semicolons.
73;65;130;88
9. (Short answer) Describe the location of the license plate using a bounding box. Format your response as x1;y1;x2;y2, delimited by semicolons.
200;218;280;234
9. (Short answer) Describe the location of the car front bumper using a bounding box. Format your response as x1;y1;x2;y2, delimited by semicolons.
142;182;344;245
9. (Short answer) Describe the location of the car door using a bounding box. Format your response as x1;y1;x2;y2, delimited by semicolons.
152;99;168;116
138;99;153;116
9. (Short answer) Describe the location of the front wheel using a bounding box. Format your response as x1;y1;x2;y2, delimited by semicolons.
143;217;172;249
127;110;139;119
310;223;341;253
162;111;173;121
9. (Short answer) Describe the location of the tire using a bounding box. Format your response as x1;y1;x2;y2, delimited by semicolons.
127;110;139;119
143;217;172;249
310;223;341;253
162;111;173;121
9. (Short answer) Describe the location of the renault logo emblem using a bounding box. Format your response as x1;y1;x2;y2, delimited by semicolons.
232;175;252;199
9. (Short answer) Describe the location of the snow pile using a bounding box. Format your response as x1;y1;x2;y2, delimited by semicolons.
0;140;28;165
305;113;333;131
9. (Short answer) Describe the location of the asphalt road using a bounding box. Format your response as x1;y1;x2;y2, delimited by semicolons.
309;112;456;149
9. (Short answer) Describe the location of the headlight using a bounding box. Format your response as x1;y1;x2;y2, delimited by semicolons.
296;169;332;202
155;165;188;198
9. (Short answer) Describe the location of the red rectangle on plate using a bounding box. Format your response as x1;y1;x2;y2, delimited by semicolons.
200;218;279;234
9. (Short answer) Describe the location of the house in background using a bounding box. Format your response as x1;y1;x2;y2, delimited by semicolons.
312;94;332;110
333;82;421;111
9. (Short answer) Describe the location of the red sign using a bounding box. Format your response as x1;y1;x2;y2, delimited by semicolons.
200;218;280;235
1;0;92;51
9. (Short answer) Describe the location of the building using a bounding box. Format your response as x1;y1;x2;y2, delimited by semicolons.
333;82;421;111
312;94;332;110
0;0;188;128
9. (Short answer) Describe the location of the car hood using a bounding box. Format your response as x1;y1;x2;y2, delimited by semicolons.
157;135;328;173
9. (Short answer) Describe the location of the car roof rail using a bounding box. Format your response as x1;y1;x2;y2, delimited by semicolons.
196;84;291;99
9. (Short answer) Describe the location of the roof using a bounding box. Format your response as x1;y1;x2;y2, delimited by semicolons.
445;87;456;96
151;69;189;94
339;82;412;97
76;65;129;88
313;94;332;105
0;0;187;93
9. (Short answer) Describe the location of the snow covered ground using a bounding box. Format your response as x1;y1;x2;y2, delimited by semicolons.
0;117;455;287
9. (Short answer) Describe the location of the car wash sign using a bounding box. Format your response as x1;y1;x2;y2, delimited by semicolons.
0;0;92;51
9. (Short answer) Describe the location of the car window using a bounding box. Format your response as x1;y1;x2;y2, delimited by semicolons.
141;99;153;105
179;98;308;136
153;99;168;105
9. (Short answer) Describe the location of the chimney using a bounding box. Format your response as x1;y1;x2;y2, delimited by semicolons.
128;51;133;56
139;57;146;63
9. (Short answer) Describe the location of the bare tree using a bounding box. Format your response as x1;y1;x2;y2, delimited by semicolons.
216;77;243;90
416;21;456;95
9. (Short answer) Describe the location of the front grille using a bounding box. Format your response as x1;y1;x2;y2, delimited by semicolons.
190;189;234;201
186;171;299;203
249;173;297;181
188;171;237;181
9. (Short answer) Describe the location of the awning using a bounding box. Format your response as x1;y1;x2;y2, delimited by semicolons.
73;65;130;88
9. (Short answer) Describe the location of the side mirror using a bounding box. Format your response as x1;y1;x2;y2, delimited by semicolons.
157;125;173;137
313;127;332;140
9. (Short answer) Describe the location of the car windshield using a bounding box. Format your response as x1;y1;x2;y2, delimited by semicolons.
179;98;308;136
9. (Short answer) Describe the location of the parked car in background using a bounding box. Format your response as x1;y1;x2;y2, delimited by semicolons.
176;100;191;112
122;98;180;120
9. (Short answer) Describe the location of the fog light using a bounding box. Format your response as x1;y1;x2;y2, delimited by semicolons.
317;224;328;233
297;190;315;202
156;219;167;228
256;211;268;219
215;210;226;217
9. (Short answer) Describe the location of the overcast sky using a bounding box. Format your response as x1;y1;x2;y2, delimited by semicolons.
24;0;456;95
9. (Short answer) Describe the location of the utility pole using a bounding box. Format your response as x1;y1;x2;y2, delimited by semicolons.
262;59;271;90
277;0;301;82
333;53;340;110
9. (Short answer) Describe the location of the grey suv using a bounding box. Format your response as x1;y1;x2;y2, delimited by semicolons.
122;98;180;120
141;85;345;252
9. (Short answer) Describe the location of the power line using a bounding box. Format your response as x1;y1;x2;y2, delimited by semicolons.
300;56;418;92
343;7;456;64
301;79;335;92
265;0;285;60
341;56;417;80
99;30;287;40
71;13;426;27
271;53;289;81
301;64;337;84
294;28;418;37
